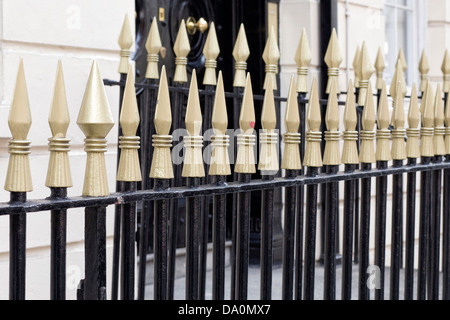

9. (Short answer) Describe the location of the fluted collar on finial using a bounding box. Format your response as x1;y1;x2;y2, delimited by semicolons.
145;17;162;79
233;24;250;88
118;14;134;74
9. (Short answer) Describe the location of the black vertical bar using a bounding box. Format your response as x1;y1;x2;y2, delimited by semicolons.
261;175;274;300
153;179;170;300
282;169;298;300
354;105;362;263
186;177;201;300
212;175;227;300
443;155;450;300
50;188;68;300
84;205;107;300
418;156;432;300
10;192;27;300
375;161;388;300
405;158;417;300
303;167;319;300
359;163;372;300
235;173;251;300
342;164;356;300
294;92;306;300
324;165;339;300
390;159;404;300
112;73;127;300
429;155;442;300
120;181;137;300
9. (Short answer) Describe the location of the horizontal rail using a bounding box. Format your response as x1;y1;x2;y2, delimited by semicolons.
0;161;448;215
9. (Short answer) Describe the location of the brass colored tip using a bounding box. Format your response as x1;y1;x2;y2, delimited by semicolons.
343;80;357;132
145;17;162;55
362;82;376;132
185;70;203;136
212;71;228;135
120;65;140;137
239;73;256;133
307;76;321;132
49;60;70;139
261;76;276;131
408;83;420;129
377;81;389;130
174;19;191;58
325;80;339;132
154;66;172;135
118;14;134;50
233;24;250;62
285;76;300;133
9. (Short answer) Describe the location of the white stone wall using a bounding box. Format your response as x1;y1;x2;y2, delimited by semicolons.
0;0;134;300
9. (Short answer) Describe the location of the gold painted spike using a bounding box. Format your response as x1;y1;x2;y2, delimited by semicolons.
203;22;220;86
324;28;343;94
377;81;390;130
392;83;406;130
150;66;174;179
419;50;430;93
118;14;134;74
235;73;256;174
5;59;32;192
46;60;72;188
434;84;446;156
77;61;115;138
362;82;376;131
353;45;361;88
445;87;450;155
263;26;280;90
120;65;140;136
342;80;359;165
282;76;301;170
374;47;385;90
212;71;228;135
233;24;250;88
397;48;407;73
421;82;435;157
304;77;323;168
376;81;392;162
422;82;435;128
173;20;191;83
261;76;276;131
442;50;450;93
209;71;231;176
360;82;376;164
259;76;278;173
323;81;341;166
407;84;421;159
390;61;407;122
357;42;374;107
145;17;162;79
154;66;172;135
391;83;406;160
185;71;203;136
295;28;312;93
77;61;115;196
420;80;429;117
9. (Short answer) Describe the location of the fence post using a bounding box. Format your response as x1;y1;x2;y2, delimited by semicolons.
419;50;430;96
281;76;301;300
46;60;72;300
234;74;257;300
77;61;115;300
294;28;311;301
182;71;206;300
374;81;391;301
5;59;32;300
209;71;231;300
303;77;322;300
405;84;420;300
419;81;434;300
443;88;450;300
323;81;341;300
358;82;376;300
341;80;358;300
116;65;142;300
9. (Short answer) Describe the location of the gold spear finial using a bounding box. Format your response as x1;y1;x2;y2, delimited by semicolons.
182;70;205;178
46;60;72;188
374;47;385;91
77;61;115;196
353;45;361;89
421;82;435;157
203;22;220;86
342;80;359;165
258;76;278;174
323;81;341;166
359;81;376;164
324;28;343;94
263;26;280;90
397;48;407;73
376;81;392;162
150;66;174;179
390;60;407;120
282;76;302;170
174;20;191;83
117;65;142;182
357;41;374;107
445;88;450;155
391;83;407;160
418;49;430;93
145;17;162;79
420;79;429;116
118;14;134;74
295;28;312;93
442;50;450;93
235;73;257;173
5;59;32;192
434;84;446;156
304;76;323;167
233;24;250;88
209;71;231;176
407;84;421;159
